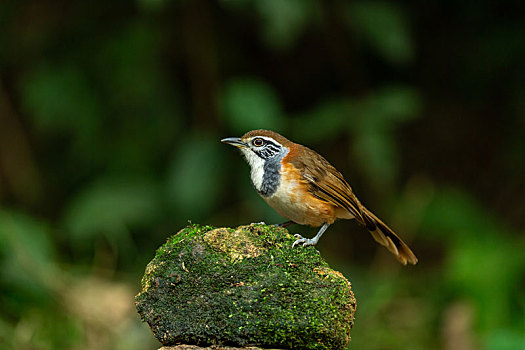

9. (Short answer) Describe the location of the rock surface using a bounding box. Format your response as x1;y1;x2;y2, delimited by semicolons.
136;224;356;350
159;346;266;350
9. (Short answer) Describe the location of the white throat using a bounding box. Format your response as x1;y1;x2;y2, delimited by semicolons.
241;149;266;191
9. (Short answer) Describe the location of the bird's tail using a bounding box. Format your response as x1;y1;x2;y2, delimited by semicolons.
360;207;418;265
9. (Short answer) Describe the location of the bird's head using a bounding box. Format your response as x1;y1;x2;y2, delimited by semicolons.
221;129;291;166
222;130;292;195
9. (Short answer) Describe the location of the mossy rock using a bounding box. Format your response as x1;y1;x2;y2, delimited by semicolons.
160;346;265;350
136;224;356;350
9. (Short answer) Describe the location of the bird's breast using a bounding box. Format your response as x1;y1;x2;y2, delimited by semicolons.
262;163;337;227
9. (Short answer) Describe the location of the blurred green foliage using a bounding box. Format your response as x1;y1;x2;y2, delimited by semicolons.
223;78;285;132
0;1;523;349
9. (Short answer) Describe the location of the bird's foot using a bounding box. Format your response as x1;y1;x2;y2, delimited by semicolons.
292;234;317;247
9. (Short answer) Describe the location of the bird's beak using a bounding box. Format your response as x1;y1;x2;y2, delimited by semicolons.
221;137;247;148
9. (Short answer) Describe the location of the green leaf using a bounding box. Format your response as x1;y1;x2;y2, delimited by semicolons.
447;237;524;332
137;0;170;12
63;177;160;242
347;1;414;64
20;63;102;135
485;329;525;350
421;188;502;240
356;86;421;132
166;134;225;219
419;188;525;332
222;77;285;133
372;86;421;123
353;130;398;188
0;210;57;300
94;22;164;107
291;99;356;142
255;0;320;50
346;86;420;187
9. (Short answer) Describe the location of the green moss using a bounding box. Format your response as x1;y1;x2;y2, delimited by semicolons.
136;224;356;350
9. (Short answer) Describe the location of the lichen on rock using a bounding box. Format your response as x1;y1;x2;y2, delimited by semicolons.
135;224;356;350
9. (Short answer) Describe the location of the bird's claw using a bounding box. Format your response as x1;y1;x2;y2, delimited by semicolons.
292;234;316;247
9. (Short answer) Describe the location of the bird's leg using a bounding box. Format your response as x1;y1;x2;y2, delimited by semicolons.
275;220;295;228
292;223;330;247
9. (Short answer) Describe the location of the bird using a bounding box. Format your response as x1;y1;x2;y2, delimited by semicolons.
221;129;418;265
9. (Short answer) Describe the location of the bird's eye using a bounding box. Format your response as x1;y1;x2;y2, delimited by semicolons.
252;138;264;147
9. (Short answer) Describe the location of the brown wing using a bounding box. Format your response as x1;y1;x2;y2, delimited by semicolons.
287;144;418;265
287;145;369;224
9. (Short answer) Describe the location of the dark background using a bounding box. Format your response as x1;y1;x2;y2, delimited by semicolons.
0;1;523;349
